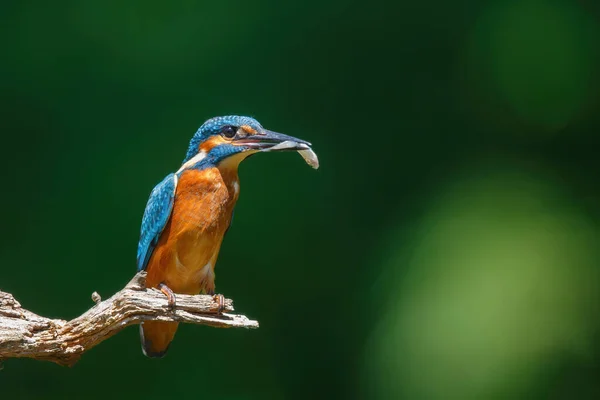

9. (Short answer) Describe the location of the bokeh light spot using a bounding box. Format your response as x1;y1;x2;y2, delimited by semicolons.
365;163;600;399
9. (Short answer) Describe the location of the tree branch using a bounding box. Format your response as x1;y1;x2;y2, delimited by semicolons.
0;272;258;367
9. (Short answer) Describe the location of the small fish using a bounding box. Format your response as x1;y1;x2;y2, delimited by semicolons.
298;148;319;169
263;140;319;169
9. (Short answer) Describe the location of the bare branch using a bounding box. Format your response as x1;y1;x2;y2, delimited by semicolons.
0;272;259;367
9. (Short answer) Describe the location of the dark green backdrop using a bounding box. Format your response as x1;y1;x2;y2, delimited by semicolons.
1;1;599;399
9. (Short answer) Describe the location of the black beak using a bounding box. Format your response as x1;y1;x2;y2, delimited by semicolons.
236;129;312;151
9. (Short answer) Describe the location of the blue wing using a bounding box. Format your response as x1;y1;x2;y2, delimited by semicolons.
136;173;178;271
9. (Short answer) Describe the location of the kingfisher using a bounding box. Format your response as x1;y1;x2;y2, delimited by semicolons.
136;115;317;358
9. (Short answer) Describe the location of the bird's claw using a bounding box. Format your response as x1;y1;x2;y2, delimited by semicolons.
158;283;176;310
213;294;225;314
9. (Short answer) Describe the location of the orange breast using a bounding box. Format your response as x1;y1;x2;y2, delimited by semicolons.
145;166;239;294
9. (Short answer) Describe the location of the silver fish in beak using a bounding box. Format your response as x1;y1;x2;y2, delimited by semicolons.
236;130;320;169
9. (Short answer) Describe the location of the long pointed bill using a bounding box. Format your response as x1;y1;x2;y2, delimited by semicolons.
235;129;320;169
236;130;312;152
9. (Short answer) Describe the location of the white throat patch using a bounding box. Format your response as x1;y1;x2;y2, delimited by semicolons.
177;150;207;174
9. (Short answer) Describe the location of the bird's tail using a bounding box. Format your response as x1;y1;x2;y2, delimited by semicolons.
139;321;179;358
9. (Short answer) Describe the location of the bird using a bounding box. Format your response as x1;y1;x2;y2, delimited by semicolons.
136;115;315;358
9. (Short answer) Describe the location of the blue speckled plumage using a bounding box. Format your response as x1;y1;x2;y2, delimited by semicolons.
138;116;262;273
137;173;177;272
137;116;257;274
183;115;263;163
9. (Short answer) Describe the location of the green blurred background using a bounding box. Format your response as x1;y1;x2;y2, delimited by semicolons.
1;0;599;399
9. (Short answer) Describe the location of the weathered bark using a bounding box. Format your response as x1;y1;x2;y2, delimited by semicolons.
0;272;258;367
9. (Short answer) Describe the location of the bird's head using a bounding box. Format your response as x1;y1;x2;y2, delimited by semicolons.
180;115;312;171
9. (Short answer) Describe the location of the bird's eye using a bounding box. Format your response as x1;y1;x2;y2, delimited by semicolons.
221;125;237;138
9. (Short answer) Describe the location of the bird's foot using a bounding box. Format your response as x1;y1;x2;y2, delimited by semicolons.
207;290;225;314
158;283;176;310
214;294;225;314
